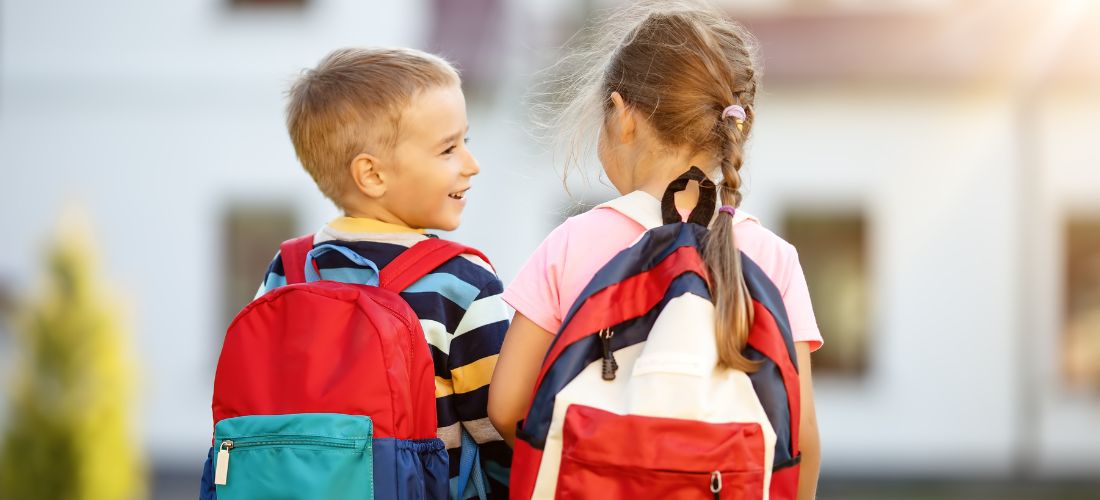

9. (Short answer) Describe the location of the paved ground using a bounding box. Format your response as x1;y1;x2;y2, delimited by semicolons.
154;468;1099;499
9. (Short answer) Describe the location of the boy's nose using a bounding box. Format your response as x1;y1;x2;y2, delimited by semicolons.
463;151;481;177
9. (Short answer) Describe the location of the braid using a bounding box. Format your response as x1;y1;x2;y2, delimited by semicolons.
705;101;758;372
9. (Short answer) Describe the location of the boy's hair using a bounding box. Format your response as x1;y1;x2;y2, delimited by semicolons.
536;0;762;371
286;47;460;206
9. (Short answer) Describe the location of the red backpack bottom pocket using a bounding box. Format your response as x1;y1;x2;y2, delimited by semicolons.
556;405;767;500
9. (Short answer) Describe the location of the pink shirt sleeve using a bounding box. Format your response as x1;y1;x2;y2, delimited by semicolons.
778;248;823;351
501;222;568;334
503;210;647;334
733;223;823;351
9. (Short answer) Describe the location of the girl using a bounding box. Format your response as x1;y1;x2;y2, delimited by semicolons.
489;1;822;498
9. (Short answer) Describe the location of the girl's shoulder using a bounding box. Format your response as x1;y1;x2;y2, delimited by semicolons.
732;217;801;287
552;204;649;247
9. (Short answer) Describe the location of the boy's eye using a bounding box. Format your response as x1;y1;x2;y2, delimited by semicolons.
442;145;457;155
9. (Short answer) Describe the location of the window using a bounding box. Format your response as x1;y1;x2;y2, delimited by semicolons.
782;210;870;375
221;204;297;331
428;0;504;97
1064;216;1100;389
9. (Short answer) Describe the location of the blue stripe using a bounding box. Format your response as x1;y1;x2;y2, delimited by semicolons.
447;320;508;368
261;272;287;294
403;293;467;332
406;273;481;310
317;267;381;285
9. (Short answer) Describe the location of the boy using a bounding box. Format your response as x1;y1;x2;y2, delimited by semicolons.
254;47;509;498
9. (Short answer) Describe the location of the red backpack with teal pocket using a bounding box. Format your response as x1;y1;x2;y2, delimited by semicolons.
509;168;802;499
200;235;488;500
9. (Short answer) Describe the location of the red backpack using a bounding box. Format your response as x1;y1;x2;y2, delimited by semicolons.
202;235;488;500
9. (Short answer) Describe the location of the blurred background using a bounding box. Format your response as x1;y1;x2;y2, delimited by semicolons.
1;0;1098;498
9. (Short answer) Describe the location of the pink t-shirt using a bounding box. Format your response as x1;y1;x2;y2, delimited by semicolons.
503;192;823;351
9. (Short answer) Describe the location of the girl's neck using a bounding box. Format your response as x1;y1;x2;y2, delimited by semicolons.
632;148;719;211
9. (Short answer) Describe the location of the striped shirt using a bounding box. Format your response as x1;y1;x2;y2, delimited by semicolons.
257;217;512;499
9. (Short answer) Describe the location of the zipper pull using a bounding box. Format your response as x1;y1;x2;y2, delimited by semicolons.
710;470;722;500
599;329;618;381
214;440;234;486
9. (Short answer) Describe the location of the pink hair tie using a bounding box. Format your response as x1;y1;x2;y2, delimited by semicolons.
718;205;736;217
721;104;746;121
722;104;746;132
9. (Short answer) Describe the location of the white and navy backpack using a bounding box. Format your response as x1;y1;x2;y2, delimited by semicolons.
509;168;802;499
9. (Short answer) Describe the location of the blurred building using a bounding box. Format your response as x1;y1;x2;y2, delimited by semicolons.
1;0;1098;497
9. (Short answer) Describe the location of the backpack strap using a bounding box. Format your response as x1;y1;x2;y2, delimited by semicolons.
379;238;492;293
279;234;316;285
598;189;759;230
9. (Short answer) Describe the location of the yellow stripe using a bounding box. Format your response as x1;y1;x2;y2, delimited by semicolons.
435;376;455;398
451;354;498;394
328;216;426;234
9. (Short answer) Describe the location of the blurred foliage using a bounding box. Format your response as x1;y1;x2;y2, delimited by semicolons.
0;213;146;500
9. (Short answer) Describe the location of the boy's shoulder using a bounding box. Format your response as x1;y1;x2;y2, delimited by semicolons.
314;229;501;288
423;236;501;290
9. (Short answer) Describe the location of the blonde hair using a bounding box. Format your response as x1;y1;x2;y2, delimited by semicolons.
286;47;459;206
538;0;762;371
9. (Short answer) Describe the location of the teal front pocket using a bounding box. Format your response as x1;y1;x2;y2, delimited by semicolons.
213;413;373;500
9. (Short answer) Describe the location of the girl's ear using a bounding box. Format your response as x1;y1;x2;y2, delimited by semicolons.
349;153;387;199
609;91;636;145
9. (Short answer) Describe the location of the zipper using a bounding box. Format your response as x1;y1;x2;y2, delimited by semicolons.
710;470;722;500
214;440;233;486
599;328;618;381
212;436;359;486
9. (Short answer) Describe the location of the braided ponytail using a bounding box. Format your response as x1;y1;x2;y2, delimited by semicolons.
704;98;760;371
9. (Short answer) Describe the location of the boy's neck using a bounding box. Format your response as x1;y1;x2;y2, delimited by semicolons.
342;199;418;230
340;201;426;233
332;213;426;235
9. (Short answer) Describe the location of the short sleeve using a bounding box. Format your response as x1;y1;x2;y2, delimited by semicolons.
779;248;824;351
502;224;568;334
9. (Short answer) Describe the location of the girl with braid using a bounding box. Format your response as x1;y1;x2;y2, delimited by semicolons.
490;1;822;498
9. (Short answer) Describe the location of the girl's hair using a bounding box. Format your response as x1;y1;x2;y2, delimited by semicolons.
538;0;762;371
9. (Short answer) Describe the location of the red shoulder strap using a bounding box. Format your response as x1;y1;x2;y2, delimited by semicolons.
279;234;315;285
379;238;492;292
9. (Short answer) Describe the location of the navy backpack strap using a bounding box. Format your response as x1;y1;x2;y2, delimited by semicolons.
278;234;315;285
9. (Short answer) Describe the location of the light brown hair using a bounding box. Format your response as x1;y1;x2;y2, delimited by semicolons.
541;1;761;371
286;48;459;206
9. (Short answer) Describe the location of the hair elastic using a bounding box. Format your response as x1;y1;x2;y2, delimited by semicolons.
722;104;746;132
718;205;736;217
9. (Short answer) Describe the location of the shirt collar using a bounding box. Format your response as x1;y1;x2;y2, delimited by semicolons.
327;216;427;234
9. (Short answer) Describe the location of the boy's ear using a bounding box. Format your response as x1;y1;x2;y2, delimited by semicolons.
349;153;386;198
609;91;636;145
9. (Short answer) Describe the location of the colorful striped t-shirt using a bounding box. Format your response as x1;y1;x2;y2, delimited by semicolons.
257;216;512;499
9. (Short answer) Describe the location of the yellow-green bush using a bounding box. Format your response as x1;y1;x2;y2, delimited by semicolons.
0;216;145;500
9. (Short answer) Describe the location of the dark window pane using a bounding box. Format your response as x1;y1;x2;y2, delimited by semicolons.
783;210;869;375
1064;216;1100;389
221;204;297;332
